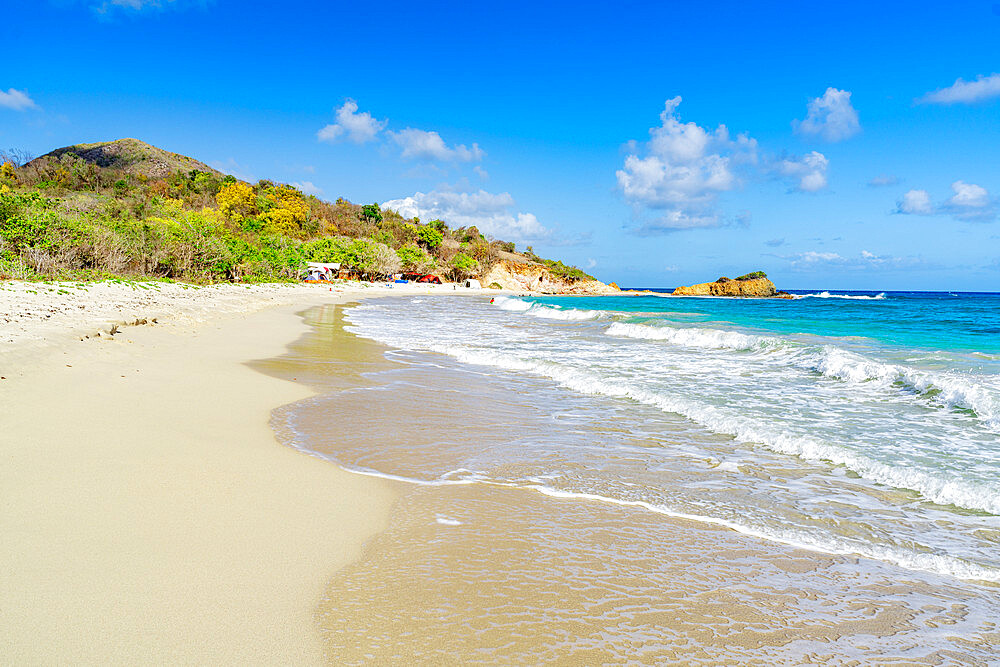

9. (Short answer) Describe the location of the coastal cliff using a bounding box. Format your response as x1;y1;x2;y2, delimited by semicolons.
482;260;620;295
673;275;779;297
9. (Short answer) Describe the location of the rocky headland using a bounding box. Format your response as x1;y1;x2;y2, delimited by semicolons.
672;273;790;298
482;259;620;295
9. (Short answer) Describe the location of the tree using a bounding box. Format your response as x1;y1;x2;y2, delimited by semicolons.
261;186;310;235
428;219;447;232
449;252;478;280
215;182;256;221
0;161;17;186
361;203;382;225
0;148;34;168
396;244;434;272
371;242;401;275
416;225;443;249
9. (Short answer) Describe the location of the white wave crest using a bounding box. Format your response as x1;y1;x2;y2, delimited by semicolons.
609;322;1000;431
815;347;1000;430
606;322;778;351
494;296;601;321
800;291;887;300
494;296;532;312
428;344;1000;516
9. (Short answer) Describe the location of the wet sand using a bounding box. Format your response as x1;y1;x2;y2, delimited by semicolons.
262;303;1000;664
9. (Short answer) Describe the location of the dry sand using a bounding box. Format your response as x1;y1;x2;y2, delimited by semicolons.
0;279;463;664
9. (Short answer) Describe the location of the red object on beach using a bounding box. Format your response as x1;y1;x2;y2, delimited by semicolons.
416;274;442;284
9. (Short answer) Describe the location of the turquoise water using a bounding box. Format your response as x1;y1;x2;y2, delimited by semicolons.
535;290;1000;358
340;291;1000;583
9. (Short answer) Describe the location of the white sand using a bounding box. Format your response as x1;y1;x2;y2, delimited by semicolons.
0;279;468;664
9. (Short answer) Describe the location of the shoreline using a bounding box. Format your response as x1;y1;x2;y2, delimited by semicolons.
5;283;999;661
0;283;408;663
268;298;1000;662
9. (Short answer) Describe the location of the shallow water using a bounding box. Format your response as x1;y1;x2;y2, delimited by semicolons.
342;293;1000;581
266;300;1000;662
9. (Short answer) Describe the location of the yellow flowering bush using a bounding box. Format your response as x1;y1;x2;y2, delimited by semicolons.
261;186;310;235
0;161;17;184
215;181;256;221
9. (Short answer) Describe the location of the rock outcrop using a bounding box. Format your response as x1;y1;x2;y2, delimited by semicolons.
481;260;620;295
672;276;777;297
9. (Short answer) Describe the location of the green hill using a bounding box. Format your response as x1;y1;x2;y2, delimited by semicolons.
1;139;593;285
27;138;221;179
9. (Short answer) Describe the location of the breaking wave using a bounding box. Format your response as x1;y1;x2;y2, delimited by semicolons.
606;321;1000;431
494;296;602;321
606;321;779;352
430;343;1000;516
799;291;887;300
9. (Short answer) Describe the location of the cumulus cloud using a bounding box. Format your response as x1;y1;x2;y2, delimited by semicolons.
897;189;933;215
772;151;829;192
897;182;996;221
382;187;549;242
944;181;995;220
868;174;899;187
291;181;322;196
388;128;484;162
0;88;37;111
317;99;386;144
616;96;758;232
919;73;1000;105
793;88;861;142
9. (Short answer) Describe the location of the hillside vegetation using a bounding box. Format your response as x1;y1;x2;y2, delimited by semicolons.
0;139;594;284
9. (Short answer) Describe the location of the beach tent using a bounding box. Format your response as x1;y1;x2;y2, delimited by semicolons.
464;279;482;289
305;262;341;281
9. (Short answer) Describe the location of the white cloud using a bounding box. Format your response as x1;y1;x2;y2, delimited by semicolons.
388;128;484;162
945;181;995;220
897;189;933;215
0;88;37;111
291;181;323;196
774;151;829;192
782;250;931;271
317;99;386;144
382;187;549;241
919;73;1000;105
474;165;489;180
947;180;989;208
868;174;899;187
616;96;757;231
793;88;861;142
897;182;996;221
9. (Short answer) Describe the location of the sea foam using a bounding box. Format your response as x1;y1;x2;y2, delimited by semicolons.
607;321;1000;431
799;291;887;300
494;296;602;321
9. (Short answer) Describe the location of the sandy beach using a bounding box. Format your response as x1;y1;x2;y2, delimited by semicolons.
4;281;999;664
0;280;461;664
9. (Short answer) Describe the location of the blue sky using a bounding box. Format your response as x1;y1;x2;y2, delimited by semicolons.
3;0;999;290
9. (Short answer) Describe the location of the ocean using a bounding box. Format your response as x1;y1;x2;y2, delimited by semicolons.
272;291;1000;662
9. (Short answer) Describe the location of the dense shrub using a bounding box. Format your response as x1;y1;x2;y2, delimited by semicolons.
1;154;542;283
